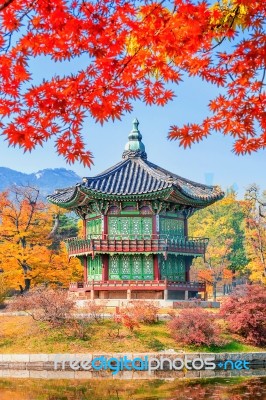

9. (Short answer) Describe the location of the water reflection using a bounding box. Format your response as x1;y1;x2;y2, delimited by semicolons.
0;377;265;400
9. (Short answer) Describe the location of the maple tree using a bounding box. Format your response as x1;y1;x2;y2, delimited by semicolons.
0;0;265;166
220;284;266;346
168;306;224;346
0;274;9;305
189;192;248;299
243;185;266;284
0;186;82;292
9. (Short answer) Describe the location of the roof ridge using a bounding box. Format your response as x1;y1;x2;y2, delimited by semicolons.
146;160;215;190
85;159;129;181
137;158;172;182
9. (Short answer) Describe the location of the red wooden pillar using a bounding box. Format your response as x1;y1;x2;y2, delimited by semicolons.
185;256;192;282
83;218;87;283
83;257;88;283
102;215;108;239
102;215;109;281
83;218;86;237
152;215;160;279
152;215;159;239
102;254;109;281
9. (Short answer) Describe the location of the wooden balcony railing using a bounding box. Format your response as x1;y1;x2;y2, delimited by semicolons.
66;234;208;257
69;279;206;292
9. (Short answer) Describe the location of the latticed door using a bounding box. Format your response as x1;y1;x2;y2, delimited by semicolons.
109;255;120;279
86;218;102;238
108;255;154;280
87;255;102;281
159;255;185;281
159;218;184;237
121;255;131;279
108;217;152;238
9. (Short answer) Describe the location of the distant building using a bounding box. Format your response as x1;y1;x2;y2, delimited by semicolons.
48;120;224;300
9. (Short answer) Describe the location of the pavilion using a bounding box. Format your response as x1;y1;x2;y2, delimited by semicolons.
47;120;224;300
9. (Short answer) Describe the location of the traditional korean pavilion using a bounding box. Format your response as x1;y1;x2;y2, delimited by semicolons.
47;120;224;300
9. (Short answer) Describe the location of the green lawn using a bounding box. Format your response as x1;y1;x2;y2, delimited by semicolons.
0;316;264;353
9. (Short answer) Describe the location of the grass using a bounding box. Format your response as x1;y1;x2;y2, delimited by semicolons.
0;315;264;354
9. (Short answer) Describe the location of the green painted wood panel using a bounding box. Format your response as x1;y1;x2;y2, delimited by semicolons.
159;255;185;281
108;217;152;238
109;255;154;280
86;218;102;238
87;255;102;281
159;218;184;237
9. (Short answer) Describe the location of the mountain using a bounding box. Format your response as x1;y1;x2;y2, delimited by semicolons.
0;167;82;198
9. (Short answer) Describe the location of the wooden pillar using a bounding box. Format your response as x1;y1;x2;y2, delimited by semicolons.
153;255;160;280
152;215;159;238
83;218;86;238
102;215;108;239
185;257;192;282
102;254;109;281
83;257;88;283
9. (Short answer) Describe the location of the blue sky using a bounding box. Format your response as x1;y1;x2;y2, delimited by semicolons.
0;55;265;199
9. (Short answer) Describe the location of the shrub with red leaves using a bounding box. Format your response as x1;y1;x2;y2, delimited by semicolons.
9;286;75;327
220;284;266;346
168;307;224;347
128;300;159;324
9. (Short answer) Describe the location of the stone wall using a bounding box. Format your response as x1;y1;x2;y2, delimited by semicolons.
0;353;265;379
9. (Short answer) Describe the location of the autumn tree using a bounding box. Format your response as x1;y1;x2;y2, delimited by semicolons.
0;0;265;165
220;284;266;346
243;185;266;284
0;186;82;292
0;274;9;306
189;191;248;299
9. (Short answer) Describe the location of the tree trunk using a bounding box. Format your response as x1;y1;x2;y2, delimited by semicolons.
213;281;217;301
19;278;31;293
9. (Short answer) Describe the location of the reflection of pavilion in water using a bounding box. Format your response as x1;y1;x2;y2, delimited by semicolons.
48;120;224;300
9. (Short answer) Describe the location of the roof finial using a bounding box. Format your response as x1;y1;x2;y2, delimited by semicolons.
122;119;147;160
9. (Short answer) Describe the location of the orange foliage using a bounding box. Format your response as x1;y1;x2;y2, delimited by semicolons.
0;0;265;165
0;187;82;291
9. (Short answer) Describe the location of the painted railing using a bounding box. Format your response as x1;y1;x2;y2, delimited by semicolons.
69;279;206;291
65;235;208;257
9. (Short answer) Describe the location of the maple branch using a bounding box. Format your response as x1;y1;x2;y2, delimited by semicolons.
259;67;266;96
25;198;38;233
0;0;14;11
207;5;240;52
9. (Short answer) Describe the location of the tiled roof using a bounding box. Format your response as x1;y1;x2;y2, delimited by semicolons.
47;157;223;205
47;119;224;207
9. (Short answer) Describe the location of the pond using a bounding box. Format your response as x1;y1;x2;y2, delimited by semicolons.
0;377;265;400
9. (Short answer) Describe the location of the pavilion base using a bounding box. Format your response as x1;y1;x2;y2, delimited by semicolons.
69;280;207;301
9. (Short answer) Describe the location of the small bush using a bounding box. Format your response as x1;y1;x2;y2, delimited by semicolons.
66;319;91;340
128;300;159;324
108;317;123;338
86;301;106;323
118;307;139;332
9;286;75;327
168;307;224;347
116;301;159;332
220;284;266;346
